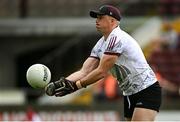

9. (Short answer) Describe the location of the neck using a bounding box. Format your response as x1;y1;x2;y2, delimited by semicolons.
104;32;111;40
104;25;118;40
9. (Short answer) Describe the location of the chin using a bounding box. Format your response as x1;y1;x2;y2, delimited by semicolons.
96;29;101;33
96;27;101;31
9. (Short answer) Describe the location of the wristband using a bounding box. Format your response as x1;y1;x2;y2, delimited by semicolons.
76;80;83;89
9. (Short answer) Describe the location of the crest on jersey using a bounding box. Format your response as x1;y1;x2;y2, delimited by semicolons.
110;64;131;82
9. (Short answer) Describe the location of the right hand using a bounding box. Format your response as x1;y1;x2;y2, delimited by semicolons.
45;77;78;97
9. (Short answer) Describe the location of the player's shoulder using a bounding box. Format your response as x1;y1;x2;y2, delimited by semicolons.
108;30;120;43
109;26;122;38
93;36;104;48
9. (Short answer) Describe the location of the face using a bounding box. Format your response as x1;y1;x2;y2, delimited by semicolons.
96;15;112;34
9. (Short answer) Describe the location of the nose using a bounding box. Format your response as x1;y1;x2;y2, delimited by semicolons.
96;19;98;23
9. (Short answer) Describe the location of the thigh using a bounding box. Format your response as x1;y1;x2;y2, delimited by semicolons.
124;95;136;120
124;82;161;121
135;82;162;112
132;82;162;121
132;107;157;121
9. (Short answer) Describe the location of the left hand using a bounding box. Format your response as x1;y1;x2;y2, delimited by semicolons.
45;77;78;97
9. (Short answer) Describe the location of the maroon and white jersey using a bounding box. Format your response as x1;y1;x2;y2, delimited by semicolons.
90;26;157;96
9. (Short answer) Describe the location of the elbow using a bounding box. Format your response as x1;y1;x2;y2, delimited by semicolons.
80;68;89;77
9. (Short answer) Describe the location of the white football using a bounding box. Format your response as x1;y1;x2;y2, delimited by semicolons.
26;64;51;89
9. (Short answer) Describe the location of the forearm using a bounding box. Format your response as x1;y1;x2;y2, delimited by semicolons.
66;57;99;82
66;70;87;82
76;54;118;88
79;68;107;87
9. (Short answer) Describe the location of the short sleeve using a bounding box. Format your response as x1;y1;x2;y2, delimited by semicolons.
104;35;123;56
90;39;102;60
90;44;99;59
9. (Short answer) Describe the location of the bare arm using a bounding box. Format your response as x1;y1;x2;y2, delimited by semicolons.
45;54;118;96
79;54;119;87
45;57;100;96
66;57;99;81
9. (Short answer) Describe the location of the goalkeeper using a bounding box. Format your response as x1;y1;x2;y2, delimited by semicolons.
45;5;161;121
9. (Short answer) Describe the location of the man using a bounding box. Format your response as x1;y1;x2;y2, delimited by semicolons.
45;5;161;121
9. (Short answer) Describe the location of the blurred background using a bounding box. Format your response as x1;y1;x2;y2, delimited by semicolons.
0;0;179;121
